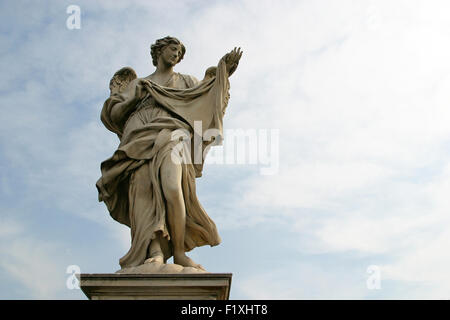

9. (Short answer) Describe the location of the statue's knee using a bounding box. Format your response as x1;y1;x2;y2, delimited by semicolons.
161;159;183;203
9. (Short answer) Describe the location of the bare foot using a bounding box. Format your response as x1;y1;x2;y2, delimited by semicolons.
174;253;206;271
144;254;164;264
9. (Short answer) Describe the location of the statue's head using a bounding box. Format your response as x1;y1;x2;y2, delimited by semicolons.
150;36;186;67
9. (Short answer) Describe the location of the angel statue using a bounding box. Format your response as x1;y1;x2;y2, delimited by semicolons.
96;36;242;273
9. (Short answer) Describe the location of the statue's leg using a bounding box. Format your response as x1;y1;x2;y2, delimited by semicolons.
160;156;205;270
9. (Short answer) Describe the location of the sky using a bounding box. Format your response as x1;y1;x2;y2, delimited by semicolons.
1;0;450;299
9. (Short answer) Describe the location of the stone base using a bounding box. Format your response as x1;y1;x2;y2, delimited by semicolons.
78;273;232;300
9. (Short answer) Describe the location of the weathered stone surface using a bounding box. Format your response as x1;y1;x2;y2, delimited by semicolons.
78;273;232;300
96;36;242;273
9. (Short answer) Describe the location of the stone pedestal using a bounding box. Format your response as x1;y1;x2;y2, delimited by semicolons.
78;273;232;300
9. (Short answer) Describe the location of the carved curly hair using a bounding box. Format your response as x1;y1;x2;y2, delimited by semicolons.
150;36;186;67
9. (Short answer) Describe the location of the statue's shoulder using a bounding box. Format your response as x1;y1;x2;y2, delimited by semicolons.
109;67;137;95
179;73;199;88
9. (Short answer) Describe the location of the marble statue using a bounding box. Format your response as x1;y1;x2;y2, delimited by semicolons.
96;36;242;273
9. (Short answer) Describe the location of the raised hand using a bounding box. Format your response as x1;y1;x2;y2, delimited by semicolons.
222;47;243;76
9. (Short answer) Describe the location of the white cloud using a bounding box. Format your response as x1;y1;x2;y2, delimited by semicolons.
237;263;367;299
0;218;23;238
227;0;450;298
241;161;393;209
0;219;66;299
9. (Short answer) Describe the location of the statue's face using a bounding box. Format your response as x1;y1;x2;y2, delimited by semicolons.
159;43;182;67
